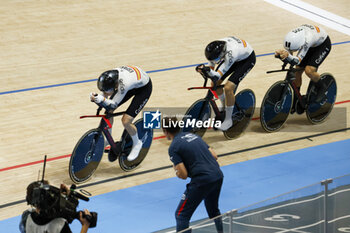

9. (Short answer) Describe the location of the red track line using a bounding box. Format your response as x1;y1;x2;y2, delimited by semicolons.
335;100;350;105
1;99;349;172
0;154;71;172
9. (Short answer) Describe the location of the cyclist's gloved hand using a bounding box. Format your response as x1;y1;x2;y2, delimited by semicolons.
196;64;211;77
195;64;205;73
275;49;289;60
90;92;105;104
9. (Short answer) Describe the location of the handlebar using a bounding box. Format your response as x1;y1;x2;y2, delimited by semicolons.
266;55;291;73
196;64;220;90
187;85;224;91
266;64;304;74
96;106;103;115
80;110;126;119
268;53;303;74
80;110;126;129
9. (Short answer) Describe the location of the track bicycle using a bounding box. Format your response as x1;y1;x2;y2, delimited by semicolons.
182;67;256;140
260;61;337;132
69;108;153;183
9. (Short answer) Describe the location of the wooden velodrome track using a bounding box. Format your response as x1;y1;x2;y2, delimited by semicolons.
0;0;349;222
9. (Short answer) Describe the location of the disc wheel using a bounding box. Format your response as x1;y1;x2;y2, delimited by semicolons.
118;118;153;171
260;81;294;132
306;73;337;124
224;89;256;140
181;99;211;138
69;128;105;183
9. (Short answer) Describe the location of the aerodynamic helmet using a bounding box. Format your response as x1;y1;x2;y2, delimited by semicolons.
205;40;227;63
97;70;119;92
283;28;306;51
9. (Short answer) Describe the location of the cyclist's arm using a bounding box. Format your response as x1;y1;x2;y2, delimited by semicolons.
207;69;222;80
101;93;123;110
211;57;236;81
285;44;309;66
208;61;215;70
99;83;129;110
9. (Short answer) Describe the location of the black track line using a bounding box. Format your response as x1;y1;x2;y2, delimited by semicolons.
1;127;349;209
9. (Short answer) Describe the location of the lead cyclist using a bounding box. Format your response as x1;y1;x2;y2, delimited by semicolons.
90;66;152;161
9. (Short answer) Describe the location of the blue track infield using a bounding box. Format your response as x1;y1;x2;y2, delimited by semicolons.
2;138;350;233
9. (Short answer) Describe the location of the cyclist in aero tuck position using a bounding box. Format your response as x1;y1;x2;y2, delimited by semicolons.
90;66;152;162
275;24;331;111
196;36;256;131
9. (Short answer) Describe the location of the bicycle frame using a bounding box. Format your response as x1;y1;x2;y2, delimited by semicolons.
267;62;305;109
188;72;230;120
79;111;126;156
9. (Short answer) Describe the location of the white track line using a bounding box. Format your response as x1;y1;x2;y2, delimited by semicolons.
328;215;350;224
275;220;324;233
264;0;350;35
328;187;350;197
233;194;324;219
232;220;310;233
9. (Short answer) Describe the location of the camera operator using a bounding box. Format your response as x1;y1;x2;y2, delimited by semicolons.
19;181;92;233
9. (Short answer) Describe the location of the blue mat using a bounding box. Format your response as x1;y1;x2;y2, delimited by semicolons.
2;138;350;233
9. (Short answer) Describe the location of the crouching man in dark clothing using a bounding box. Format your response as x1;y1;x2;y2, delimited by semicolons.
162;117;224;233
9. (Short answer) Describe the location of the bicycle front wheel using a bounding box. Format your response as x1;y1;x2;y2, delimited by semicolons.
181;99;211;138
69;128;105;183
260;81;293;132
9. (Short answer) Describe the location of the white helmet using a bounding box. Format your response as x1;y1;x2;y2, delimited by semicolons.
283;28;306;51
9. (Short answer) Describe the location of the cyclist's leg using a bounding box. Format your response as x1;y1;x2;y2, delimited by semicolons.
124;80;152;161
305;65;326;102
122;114;137;138
290;67;304;114
293;66;304;89
303;36;331;102
221;80;236;126
305;65;320;82
105;91;135;147
218;51;256;131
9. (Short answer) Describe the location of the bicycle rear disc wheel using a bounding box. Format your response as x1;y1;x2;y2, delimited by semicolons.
260;81;294;132
306;73;337;124
69;128;105;183
181;98;211;138
224;89;256;140
119;118;153;171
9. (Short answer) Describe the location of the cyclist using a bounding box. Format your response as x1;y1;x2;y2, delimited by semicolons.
196;36;256;131
275;24;331;107
90;66;152;161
